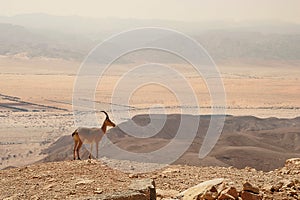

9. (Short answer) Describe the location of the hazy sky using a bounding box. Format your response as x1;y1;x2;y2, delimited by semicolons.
1;0;300;23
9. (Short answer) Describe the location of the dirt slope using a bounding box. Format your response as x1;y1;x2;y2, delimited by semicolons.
40;115;300;171
1;158;299;199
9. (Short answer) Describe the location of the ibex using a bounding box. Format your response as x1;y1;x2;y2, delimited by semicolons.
72;111;116;160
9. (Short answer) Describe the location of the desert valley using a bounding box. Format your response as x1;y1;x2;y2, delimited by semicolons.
0;5;300;199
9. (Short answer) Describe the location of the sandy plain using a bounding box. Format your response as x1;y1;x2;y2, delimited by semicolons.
0;56;299;169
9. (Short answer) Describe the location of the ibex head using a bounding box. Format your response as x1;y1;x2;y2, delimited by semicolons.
101;111;116;128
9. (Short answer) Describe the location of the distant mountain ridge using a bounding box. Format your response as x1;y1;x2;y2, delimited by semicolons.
2;13;300;35
0;23;92;60
0;14;300;62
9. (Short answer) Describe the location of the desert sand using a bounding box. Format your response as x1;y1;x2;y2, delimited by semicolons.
0;56;300;170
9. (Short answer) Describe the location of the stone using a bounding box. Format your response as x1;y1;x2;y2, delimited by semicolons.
42;183;55;190
284;158;300;175
288;189;297;196
199;186;219;200
75;179;94;186
156;189;179;198
243;182;259;194
86;191;148;200
215;182;227;194
261;185;272;192
177;178;224;200
240;191;262;200
219;187;238;199
161;168;180;174
285;180;295;188
94;189;103;194
129;178;156;200
270;182;284;192
68;190;76;195
280;168;291;174
129;174;138;178
244;167;256;172
285;158;300;166
84;179;156;200
218;193;236;200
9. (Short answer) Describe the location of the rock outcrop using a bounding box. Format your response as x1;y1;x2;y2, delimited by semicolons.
177;178;224;200
175;179;262;200
1;158;300;200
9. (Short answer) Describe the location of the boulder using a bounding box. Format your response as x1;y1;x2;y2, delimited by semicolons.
84;178;156;200
156;189;179;199
177;178;224;200
218;187;238;200
240;191;262;200
243;182;259;194
129;178;156;200
199;185;219;200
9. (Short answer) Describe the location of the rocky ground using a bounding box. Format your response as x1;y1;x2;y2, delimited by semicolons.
0;158;299;200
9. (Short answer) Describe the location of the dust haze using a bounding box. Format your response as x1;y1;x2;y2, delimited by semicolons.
0;9;299;172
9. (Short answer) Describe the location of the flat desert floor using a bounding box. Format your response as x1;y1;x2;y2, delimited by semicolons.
0;56;299;169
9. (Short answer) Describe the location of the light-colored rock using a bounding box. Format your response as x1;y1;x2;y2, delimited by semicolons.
283;158;300;175
285;158;300;166
243;182;259;194
215;182;227;194
129;174;138;178
156;189;179;198
87;191;148;200
161;168;180;174
84;179;156;200
3;193;22;200
94;189;103;194
178;178;224;200
240;191;262;200
42;183;55;190
218;187;238;199
75;179;94;186
261;185;272;192
129;178;156;200
244;167;256;172
3;197;14;200
199;185;219;200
